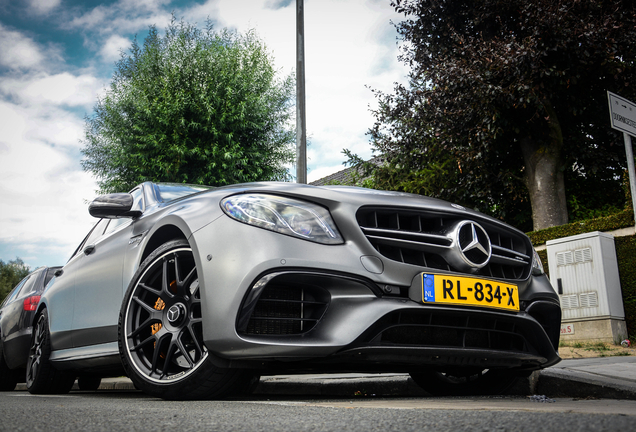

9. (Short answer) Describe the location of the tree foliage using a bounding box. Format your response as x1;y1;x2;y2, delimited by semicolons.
0;258;30;303
82;19;295;193
353;0;636;231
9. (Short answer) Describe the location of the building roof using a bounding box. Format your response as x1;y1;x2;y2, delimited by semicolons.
309;165;357;186
309;156;384;186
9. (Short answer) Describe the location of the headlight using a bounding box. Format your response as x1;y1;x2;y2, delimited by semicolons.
220;194;344;245
532;248;545;275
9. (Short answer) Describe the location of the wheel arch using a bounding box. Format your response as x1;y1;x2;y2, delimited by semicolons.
139;223;189;265
33;303;48;327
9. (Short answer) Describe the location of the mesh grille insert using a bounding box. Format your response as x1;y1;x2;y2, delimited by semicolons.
244;284;330;336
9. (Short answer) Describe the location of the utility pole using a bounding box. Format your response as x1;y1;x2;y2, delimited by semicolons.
296;0;307;184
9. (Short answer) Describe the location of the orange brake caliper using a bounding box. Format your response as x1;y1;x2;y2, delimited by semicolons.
151;281;177;358
151;298;166;335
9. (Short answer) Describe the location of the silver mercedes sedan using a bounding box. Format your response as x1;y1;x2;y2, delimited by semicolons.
27;182;561;399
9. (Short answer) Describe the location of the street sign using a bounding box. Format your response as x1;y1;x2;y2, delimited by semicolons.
608;91;636;228
608;91;636;136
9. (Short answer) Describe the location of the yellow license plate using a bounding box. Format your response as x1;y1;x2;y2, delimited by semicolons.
421;273;519;311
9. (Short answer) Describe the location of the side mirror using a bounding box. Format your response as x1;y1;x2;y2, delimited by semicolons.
88;193;142;219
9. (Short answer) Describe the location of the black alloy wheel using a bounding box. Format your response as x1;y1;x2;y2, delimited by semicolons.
119;239;247;400
410;368;519;396
26;309;75;394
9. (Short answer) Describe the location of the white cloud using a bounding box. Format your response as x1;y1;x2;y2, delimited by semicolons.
66;0;172;36
190;0;296;69
100;34;132;63
29;0;61;15
0;27;102;266
0;72;104;109
0;100;97;266
0;23;45;70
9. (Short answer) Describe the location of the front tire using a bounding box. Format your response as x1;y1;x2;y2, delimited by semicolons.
119;239;247;400
26;309;75;394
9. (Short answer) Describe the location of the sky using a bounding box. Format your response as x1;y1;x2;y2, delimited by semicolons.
0;0;409;270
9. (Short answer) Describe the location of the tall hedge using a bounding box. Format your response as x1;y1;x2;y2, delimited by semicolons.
528;209;634;246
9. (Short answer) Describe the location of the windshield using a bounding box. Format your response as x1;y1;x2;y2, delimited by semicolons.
155;183;212;202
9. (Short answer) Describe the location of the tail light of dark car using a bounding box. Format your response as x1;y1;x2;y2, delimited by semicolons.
23;296;41;312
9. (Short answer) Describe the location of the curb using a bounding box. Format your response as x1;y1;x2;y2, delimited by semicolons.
14;370;636;400
537;368;636;401
252;372;540;398
254;375;427;397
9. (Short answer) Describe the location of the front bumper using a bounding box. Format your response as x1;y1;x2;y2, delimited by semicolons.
190;215;560;372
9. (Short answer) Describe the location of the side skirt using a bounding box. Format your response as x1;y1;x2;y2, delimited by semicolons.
50;342;125;376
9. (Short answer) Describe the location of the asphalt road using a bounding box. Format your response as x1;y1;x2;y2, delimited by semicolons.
0;390;635;432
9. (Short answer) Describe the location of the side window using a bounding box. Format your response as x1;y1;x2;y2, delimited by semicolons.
103;217;132;236
44;268;59;287
72;219;109;259
17;270;41;297
1;275;30;306
69;219;109;260
84;218;109;247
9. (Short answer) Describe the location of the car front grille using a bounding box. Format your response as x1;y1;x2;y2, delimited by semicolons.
356;207;532;280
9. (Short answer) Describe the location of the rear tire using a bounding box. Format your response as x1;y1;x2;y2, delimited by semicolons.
78;375;102;391
0;347;18;391
119;239;249;400
26;309;75;394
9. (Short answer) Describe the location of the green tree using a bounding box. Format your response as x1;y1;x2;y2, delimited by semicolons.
82;18;295;193
354;0;635;231
0;258;30;303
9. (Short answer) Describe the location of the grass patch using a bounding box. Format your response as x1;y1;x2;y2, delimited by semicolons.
558;341;633;358
584;342;612;352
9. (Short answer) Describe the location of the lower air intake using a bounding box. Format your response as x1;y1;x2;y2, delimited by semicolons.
241;279;330;336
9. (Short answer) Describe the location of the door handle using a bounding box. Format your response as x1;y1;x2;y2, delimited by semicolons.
84;245;96;255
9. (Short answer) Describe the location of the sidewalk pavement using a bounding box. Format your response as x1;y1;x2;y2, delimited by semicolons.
19;355;636;400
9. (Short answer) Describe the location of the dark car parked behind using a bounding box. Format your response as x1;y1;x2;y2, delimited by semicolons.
0;266;61;390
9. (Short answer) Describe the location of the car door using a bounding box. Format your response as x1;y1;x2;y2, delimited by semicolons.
46;218;110;350
70;188;142;347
